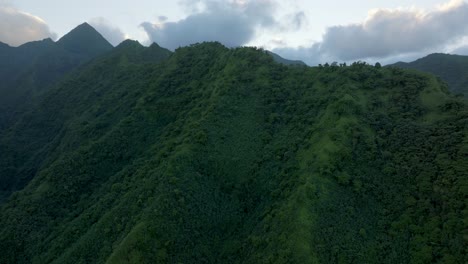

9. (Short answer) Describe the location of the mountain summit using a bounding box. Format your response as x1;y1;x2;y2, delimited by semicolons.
57;22;113;57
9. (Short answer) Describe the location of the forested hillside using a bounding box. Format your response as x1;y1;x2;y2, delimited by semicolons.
392;53;468;97
0;23;112;131
0;39;171;200
0;40;466;264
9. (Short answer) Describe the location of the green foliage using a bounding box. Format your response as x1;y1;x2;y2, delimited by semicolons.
0;23;114;132
0;35;172;199
392;53;468;96
0;41;466;264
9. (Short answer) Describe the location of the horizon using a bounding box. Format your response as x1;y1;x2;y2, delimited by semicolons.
2;20;466;67
2;0;468;65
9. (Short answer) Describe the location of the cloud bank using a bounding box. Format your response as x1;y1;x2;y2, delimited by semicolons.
89;17;127;46
275;0;468;65
141;0;278;50
0;4;55;46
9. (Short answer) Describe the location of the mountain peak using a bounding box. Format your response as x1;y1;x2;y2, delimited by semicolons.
111;39;171;64
76;22;93;30
57;22;113;57
16;38;55;52
116;39;143;49
149;42;162;48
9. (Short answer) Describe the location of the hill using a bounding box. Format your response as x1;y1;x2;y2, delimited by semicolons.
392;53;468;97
0;42;466;264
267;51;306;66
0;23;113;131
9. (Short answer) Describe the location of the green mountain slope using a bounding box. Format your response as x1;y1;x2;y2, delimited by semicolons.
392;53;468;97
0;43;467;264
0;23;113;131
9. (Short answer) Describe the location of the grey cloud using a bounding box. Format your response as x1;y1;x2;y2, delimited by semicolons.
276;1;468;64
273;44;323;65
158;16;168;22
89;17;126;46
321;2;468;61
178;0;204;13
269;38;286;46
242;0;277;27
291;11;306;30
451;45;468;55
0;5;55;46
142;0;277;50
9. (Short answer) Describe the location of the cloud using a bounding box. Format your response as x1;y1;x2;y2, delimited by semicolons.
0;4;55;46
451;45;468;55
157;16;168;22
274;0;468;65
273;44;322;65
141;0;278;50
89;17;127;46
437;0;465;11
290;11;306;30
322;2;468;60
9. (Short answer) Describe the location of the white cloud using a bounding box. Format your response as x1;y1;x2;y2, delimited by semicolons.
0;4;55;46
89;17;127;46
437;0;465;11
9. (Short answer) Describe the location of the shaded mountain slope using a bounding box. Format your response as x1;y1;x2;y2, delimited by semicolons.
267;51;306;66
0;43;466;264
392;53;468;97
57;23;113;57
0;40;172;200
0;23;113;131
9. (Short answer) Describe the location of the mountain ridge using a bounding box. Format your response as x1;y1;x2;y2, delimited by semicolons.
391;53;468;96
0;41;466;263
0;23;114;131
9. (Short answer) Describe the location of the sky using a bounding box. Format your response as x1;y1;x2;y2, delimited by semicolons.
2;0;468;65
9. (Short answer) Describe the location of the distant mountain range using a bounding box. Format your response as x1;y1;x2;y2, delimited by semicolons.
391;53;468;97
